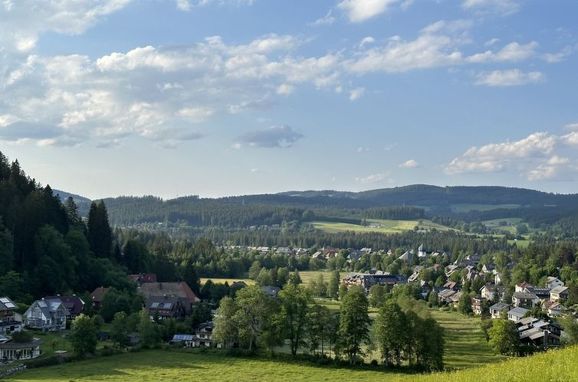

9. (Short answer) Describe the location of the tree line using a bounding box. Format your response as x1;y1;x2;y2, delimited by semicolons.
212;282;444;371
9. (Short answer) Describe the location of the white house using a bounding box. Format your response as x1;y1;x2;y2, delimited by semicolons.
489;302;510;319
549;286;569;303
507;307;529;323
545;277;564;290
24;298;67;331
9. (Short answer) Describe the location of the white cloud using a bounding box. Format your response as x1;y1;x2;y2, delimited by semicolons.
564;123;578;131
338;0;400;23
311;10;336;26
446;132;578;181
475;69;543;87
346;20;468;73
462;0;520;15
349;87;365;101
0;34;342;147
467;42;538;63
399;159;418;168
0;0;131;52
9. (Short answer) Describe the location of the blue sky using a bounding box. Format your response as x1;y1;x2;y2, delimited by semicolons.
1;0;578;199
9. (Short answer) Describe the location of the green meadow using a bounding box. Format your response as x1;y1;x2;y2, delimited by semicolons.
8;346;577;382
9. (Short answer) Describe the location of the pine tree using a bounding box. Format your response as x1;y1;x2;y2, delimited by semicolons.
87;201;112;259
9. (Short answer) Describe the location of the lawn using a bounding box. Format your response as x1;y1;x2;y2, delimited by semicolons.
9;346;578;382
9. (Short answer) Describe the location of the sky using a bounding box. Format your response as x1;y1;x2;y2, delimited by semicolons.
1;0;578;199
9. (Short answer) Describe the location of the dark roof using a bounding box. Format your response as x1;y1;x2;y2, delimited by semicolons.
139;282;200;305
129;273;158;284
90;287;110;303
0;339;42;350
46;296;85;316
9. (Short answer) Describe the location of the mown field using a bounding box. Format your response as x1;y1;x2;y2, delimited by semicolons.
9;346;578;382
430;310;504;369
311;219;452;235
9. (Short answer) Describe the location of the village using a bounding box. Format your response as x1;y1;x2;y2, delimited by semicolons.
0;242;574;365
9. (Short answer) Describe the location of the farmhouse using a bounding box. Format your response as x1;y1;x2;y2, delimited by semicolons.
512;291;539;309
545;276;564;290
517;317;561;349
139;282;200;314
90;287;109;310
147;296;186;320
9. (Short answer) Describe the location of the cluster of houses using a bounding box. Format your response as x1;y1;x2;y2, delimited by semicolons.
0;273;212;363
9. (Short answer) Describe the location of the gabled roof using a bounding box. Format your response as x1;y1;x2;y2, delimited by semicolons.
0;297;17;311
489;302;510;311
46;296;84;316
508;307;529;317
139;282;200;305
550;285;569;294
91;287;109;303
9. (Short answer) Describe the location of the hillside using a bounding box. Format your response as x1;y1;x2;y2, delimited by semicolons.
55;185;578;234
9;346;578;382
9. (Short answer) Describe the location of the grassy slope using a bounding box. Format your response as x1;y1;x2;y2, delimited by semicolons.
430;310;504;369
9;346;577;382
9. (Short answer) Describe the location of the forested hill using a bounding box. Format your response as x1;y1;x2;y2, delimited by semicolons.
56;185;578;230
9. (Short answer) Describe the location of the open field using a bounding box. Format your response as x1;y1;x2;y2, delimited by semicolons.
312;219;452;235
9;346;578;382
430;310;504;369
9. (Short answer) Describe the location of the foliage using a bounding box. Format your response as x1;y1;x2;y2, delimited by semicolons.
278;284;312;356
488;320;520;356
337;286;371;364
70;314;98;357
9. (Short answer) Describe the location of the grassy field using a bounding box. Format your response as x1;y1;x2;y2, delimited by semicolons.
312;219;452;235
430;310;504;369
9;346;578;382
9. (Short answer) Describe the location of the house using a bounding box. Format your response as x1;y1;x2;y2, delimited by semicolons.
438;289;457;305
543;300;566;317
417;244;427;258
342;273;406;292
512;291;540;309
0;297;22;335
45;296;84;320
515;282;533;293
481;264;495;274
527;287;550;302
398;250;414;264
507;307;529;323
549;286;569;303
480;284;498;301
90;287;109;310
24;298;68;331
545;277;564;290
194;321;214;347
471;296;483;316
517;317;561;349
147;296;186;320
139;282;200;314
489;302;510;319
449;291;463;308
0;337;41;361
